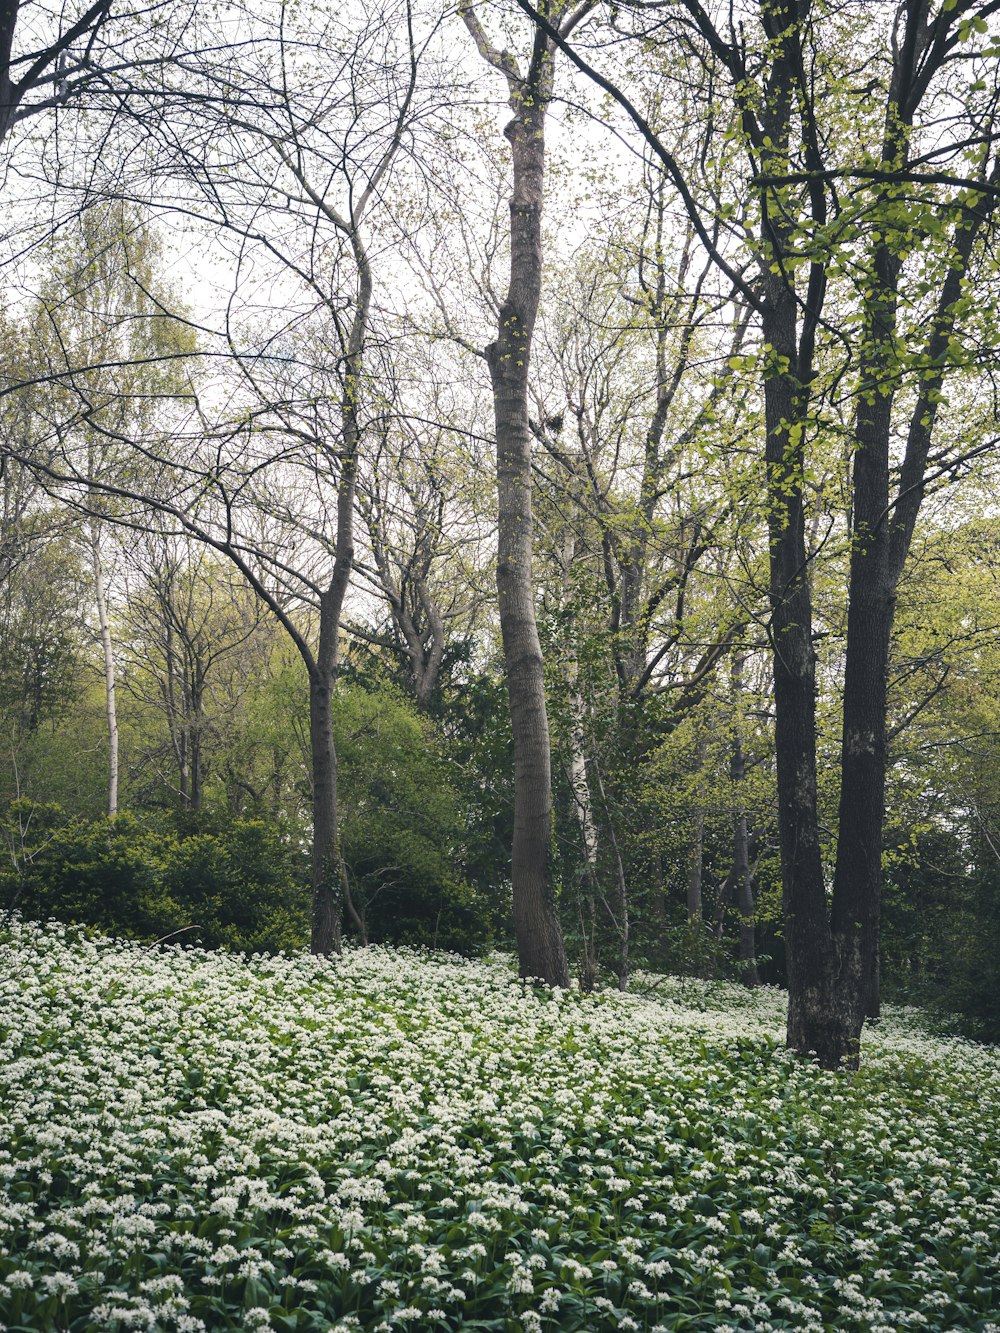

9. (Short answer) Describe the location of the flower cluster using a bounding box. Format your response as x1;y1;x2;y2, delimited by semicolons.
1;918;998;1331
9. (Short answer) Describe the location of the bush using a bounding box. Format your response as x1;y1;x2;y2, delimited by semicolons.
0;806;309;953
334;682;495;955
350;827;494;954
163;820;309;953
0;810;179;939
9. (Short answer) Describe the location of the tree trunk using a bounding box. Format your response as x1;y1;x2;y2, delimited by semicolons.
829;131;1000;1037
308;445;365;954
309;592;365;954
730;656;759;987
568;695;600;987
753;6;848;1065
765;321;842;1061
687;807;704;924
90;525;119;817
308;654;342;957
479;38;568;988
306;223;371;956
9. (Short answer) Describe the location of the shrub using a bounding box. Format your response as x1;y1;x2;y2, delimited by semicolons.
163;821;309;953
0;806;309;953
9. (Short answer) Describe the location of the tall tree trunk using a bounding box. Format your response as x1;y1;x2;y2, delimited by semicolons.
307;489;356;960
308;229;371;955
310;590;370;955
730;655;759;987
764;318;839;1060
754;3;845;1065
308;643;342;956
568;693;600;988
829;111;1000;1037
90;525;119;817
465;5;569;986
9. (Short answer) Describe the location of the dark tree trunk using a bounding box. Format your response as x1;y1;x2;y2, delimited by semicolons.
754;1;859;1068
761;286;838;1060
307;232;371;956
829;272;897;1031
308;658;341;956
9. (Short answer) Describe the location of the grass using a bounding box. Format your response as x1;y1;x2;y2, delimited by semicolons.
1;918;999;1332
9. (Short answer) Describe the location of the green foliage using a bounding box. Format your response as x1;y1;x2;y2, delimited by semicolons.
943;860;1000;1043
883;824;1000;1042
0;809;175;938
0;808;309;953
334;681;494;954
0;536;85;741
161;820;309;953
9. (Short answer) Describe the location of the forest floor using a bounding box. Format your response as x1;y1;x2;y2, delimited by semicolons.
1;919;999;1333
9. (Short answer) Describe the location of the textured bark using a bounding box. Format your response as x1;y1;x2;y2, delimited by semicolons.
829;253;897;1033
466;4;570;986
490;266;568;983
308;660;341;957
756;3;840;1062
762;277;833;1055
309;585;365;954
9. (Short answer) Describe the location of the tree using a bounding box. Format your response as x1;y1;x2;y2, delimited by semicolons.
0;0;127;143
516;0;1000;1063
7;0;441;955
354;398;482;714
0;535;83;749
161;0;429;954
526;158;756;986
122;536;266;816
460;0;602;987
26;204;194;817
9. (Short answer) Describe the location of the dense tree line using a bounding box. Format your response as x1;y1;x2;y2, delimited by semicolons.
2;0;1000;1062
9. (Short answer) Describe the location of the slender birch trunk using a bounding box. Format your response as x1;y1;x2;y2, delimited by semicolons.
90;524;119;817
